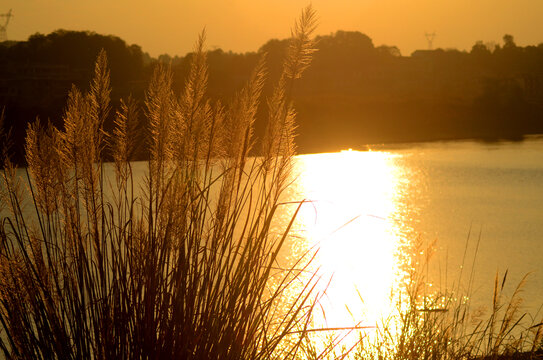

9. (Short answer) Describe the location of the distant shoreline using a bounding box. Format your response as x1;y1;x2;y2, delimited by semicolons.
296;133;543;155
4;30;543;164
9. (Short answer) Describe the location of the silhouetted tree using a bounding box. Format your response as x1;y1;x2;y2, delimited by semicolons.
503;34;516;49
2;29;543;163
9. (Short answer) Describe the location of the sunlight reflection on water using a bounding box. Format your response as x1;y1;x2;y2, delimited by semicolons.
285;150;413;337
277;139;543;354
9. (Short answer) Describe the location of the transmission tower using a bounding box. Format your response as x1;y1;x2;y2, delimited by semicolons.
0;9;13;42
425;31;436;50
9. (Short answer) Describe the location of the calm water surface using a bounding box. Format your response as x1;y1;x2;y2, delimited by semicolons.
6;137;541;344
282;137;543;332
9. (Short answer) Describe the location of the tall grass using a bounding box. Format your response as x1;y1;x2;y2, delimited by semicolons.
1;6;541;359
353;238;543;360
0;6;330;359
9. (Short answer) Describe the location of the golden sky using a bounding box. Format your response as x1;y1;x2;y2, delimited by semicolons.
3;0;542;57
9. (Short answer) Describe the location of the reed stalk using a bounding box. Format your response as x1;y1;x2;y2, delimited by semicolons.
353;238;543;360
0;6;329;359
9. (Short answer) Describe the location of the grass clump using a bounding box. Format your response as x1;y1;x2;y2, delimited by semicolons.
1;6;541;360
353;239;543;360
0;6;331;359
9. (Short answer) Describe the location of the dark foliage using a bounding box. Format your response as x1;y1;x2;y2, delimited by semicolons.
2;30;543;164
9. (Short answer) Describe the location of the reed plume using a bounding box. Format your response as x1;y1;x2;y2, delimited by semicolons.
0;7;324;360
354;240;540;360
5;5;538;359
112;97;139;176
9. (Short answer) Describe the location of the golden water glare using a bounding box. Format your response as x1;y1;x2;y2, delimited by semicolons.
291;150;409;333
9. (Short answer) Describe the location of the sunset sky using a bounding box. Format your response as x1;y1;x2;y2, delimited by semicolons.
3;0;542;57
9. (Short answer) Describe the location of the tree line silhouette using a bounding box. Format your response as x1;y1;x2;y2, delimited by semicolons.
1;29;543;163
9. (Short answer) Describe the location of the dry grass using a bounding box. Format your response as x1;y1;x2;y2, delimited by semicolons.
0;6;341;359
353;238;543;360
1;6;541;359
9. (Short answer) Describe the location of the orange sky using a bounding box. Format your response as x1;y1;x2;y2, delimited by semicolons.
3;0;542;57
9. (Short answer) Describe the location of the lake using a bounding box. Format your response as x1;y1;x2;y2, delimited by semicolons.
280;136;543;334
4;135;542;349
